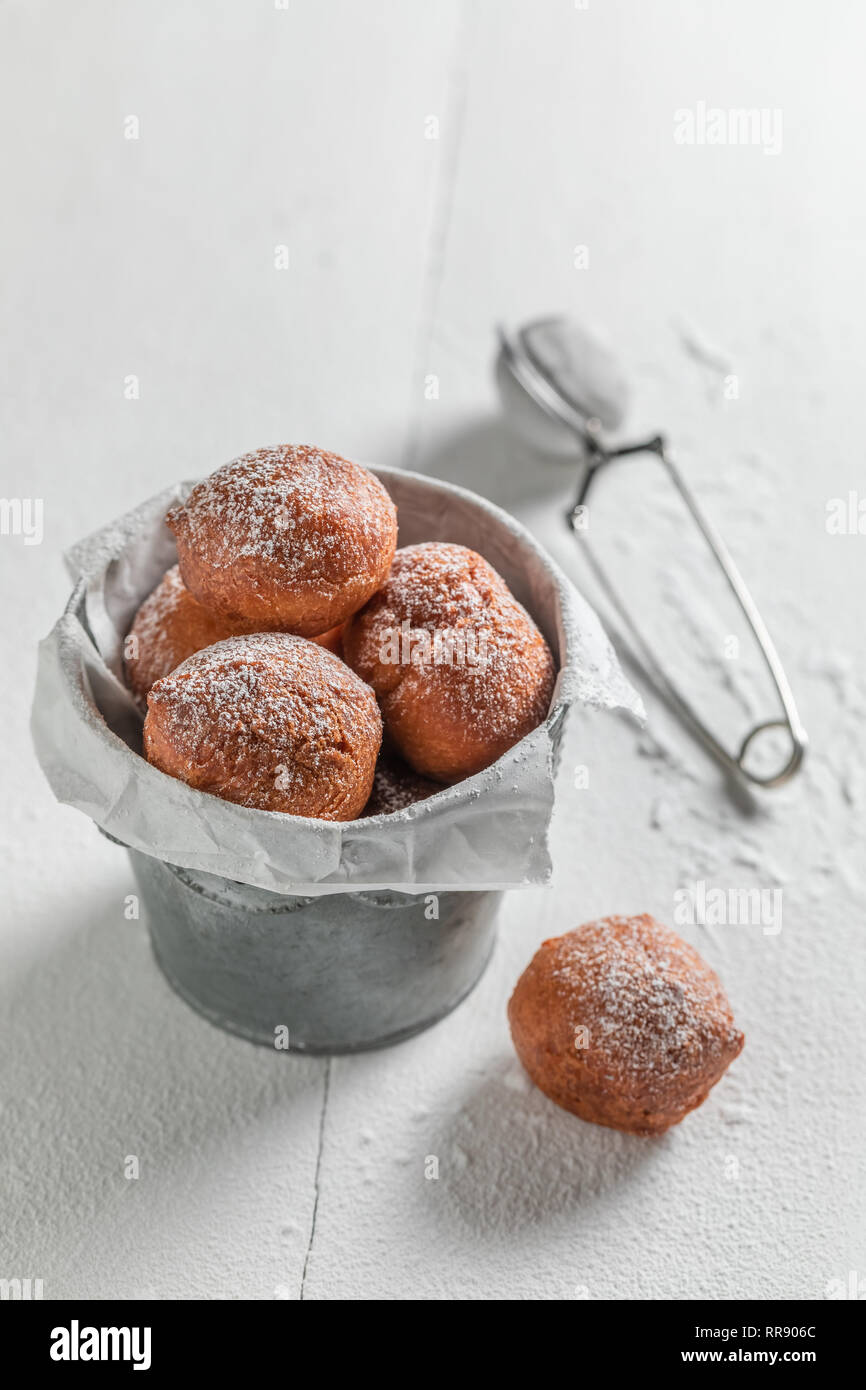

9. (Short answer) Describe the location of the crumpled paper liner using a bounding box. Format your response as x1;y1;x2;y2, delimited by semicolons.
32;465;643;894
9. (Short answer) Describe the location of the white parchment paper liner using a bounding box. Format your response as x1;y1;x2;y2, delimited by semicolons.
32;465;643;894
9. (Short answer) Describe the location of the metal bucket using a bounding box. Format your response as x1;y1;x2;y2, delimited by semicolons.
123;843;501;1053
37;465;634;1055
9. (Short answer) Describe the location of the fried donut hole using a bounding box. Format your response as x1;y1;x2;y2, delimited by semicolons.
508;914;744;1135
166;444;397;637
123;563;344;705
343;542;555;783
143;633;381;820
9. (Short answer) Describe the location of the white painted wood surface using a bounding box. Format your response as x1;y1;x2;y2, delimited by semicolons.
2;0;864;1299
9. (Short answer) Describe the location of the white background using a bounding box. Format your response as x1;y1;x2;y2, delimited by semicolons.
1;0;864;1299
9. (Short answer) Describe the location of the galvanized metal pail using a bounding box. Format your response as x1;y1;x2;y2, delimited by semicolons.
120;842;501;1054
37;465;635;1054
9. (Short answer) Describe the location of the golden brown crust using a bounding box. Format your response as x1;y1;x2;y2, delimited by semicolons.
124;565;261;704
124;565;345;704
342;542;556;783
166;445;398;636
143;632;381;819
314;623;344;658
508;914;744;1135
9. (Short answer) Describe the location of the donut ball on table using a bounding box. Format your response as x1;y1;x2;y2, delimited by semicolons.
124;565;342;705
143;633;381;820
508;914;744;1135
342;542;556;783
166;444;397;636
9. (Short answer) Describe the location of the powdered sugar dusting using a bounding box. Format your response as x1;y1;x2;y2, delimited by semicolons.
549;914;741;1081
361;753;440;817
144;632;381;818
124;564;262;702
166;444;397;590
128;563;190;688
345;542;555;741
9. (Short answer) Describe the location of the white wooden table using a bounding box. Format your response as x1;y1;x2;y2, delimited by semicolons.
2;0;864;1300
